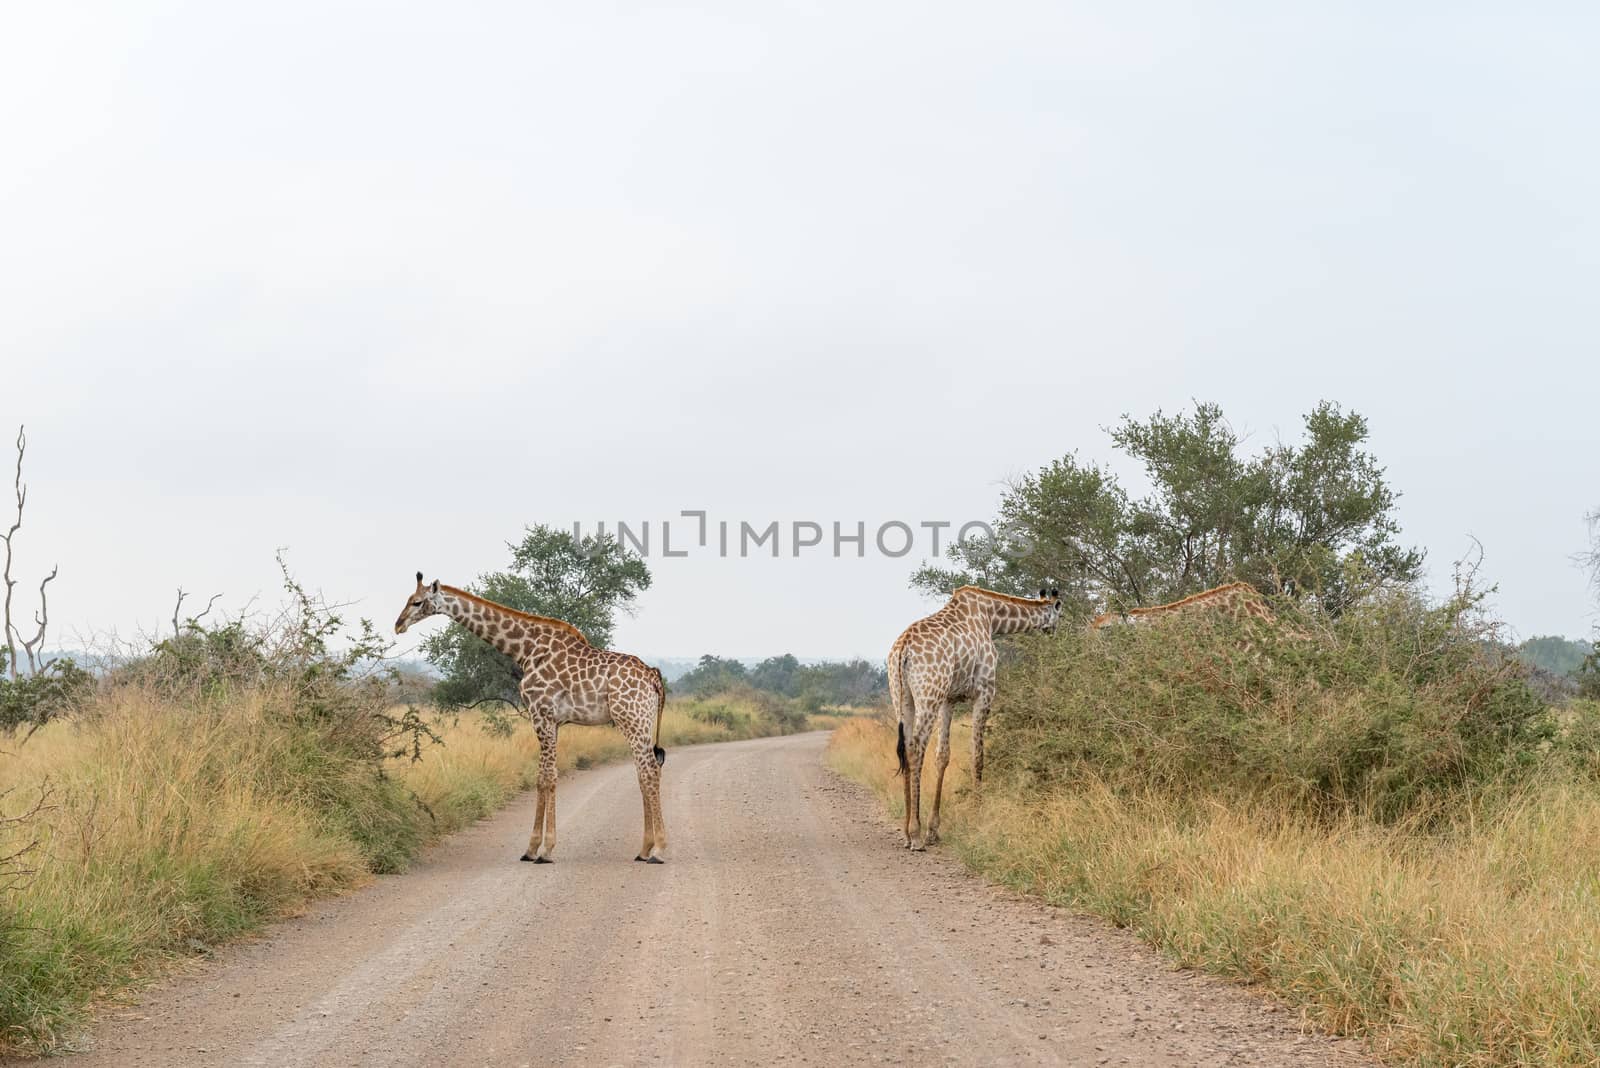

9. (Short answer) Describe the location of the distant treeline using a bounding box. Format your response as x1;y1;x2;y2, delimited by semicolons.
674;653;886;709
1517;635;1594;678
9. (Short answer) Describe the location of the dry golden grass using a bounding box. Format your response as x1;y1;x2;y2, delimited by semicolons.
828;717;1600;1067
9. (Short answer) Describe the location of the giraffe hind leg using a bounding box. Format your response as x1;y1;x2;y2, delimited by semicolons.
635;758;666;863
522;786;548;862
635;763;656;862
900;724;914;847
647;757;667;862
625;696;667;864
905;699;943;851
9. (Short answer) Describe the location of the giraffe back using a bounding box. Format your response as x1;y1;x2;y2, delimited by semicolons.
523;641;664;727
889;595;998;715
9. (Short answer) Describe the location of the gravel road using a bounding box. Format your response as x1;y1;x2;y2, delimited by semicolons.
53;732;1369;1067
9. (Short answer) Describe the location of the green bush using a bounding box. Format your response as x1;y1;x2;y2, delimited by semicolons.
0;659;91;733
989;587;1559;820
684;693;754;731
680;685;810;736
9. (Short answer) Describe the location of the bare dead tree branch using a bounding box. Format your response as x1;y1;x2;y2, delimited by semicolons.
20;564;58;675
1580;508;1600;602
461;695;521;711
1;427;63;679
170;588;222;641
196;592;222;627
3;426;43;682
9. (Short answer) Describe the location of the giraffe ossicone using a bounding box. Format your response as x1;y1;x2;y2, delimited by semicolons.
394;573;669;864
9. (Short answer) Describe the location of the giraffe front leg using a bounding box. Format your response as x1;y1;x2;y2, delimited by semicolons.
969;683;995;796
540;771;558;859
522;719;558;863
927;704;954;845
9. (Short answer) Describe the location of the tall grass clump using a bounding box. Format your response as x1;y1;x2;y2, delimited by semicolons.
0;564;455;1054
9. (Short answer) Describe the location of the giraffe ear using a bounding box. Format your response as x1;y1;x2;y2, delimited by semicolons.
430;580;440;594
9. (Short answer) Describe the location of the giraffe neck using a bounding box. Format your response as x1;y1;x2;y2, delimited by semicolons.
438;586;583;668
987;600;1054;635
951;588;1054;635
1133;583;1251;619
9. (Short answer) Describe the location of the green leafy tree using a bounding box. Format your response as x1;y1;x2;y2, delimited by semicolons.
423;526;651;708
913;401;1422;617
677;652;887;706
792;658;888;707
1517;635;1593;677
749;654;802;696
0;658;91;734
677;654;748;696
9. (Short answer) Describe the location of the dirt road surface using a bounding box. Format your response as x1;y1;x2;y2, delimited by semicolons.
54;732;1368;1067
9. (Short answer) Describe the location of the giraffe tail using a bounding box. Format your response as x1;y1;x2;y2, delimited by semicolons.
889;646;913;776
649;667;667;766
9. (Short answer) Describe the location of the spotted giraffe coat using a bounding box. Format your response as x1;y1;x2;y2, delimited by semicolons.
887;585;1061;849
394;576;668;863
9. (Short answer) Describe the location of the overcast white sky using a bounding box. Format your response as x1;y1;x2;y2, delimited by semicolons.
2;3;1596;661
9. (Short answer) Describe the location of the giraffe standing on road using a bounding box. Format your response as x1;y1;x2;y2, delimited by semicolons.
394;574;669;864
888;586;1062;850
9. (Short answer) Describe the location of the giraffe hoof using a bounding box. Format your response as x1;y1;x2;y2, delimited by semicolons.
520;853;535;862
533;855;553;864
645;856;665;865
635;855;646;862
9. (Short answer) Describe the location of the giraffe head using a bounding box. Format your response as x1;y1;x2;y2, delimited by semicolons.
1037;587;1063;634
394;571;446;634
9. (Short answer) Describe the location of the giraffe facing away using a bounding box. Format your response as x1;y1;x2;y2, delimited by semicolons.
888;585;1062;850
394;573;669;864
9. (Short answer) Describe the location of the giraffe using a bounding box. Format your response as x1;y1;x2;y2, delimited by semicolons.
887;585;1062;850
1088;580;1304;650
1088;581;1275;631
394;573;669;864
